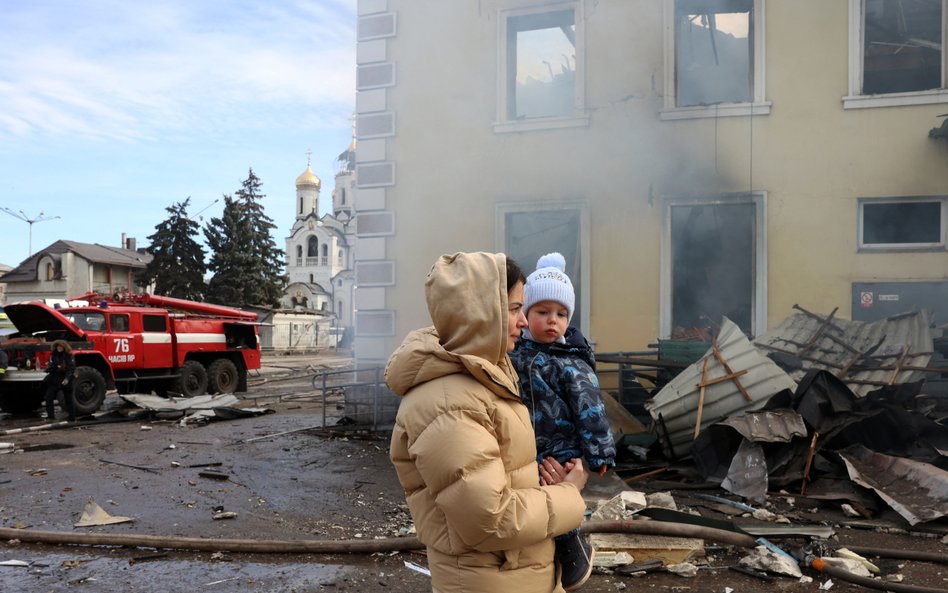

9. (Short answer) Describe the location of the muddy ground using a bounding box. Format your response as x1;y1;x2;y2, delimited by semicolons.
1;352;946;593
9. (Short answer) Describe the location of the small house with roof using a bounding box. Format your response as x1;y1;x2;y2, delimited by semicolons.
0;239;153;304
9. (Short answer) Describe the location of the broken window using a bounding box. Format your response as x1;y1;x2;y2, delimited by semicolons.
675;0;754;106
859;197;945;249
500;5;582;123
499;203;588;332
862;0;944;95
670;202;755;334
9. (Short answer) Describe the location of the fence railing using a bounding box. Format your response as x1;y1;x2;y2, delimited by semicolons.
311;366;399;431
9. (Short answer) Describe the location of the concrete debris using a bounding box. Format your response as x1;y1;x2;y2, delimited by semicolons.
820;557;873;578
592;490;647;520
738;545;802;578
834;548;880;574
588;532;705;567
885;574;904;583
666;562;698;577
840;503;861;517
591;550;634;568
212;511;237;520
645;491;678;511
819;578;834;590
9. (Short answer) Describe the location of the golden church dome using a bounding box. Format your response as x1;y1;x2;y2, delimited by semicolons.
296;165;321;189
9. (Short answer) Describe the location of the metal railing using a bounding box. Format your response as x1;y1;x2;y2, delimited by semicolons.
311;366;398;431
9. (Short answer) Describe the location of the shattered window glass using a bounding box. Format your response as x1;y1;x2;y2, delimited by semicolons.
507;9;576;119
862;200;943;245
863;0;943;95
675;0;753;106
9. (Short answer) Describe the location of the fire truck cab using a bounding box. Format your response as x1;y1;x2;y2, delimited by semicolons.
0;293;261;416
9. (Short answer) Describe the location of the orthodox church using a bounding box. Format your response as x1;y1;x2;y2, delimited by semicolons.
280;145;356;341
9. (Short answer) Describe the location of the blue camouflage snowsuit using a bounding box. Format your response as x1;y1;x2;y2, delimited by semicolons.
510;326;616;473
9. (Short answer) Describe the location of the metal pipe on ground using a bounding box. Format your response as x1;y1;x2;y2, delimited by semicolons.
3;522;945;593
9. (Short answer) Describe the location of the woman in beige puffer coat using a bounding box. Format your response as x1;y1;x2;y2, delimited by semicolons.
387;252;588;593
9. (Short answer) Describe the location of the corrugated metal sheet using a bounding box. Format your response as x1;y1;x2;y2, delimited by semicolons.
754;308;934;396
646;317;798;457
718;410;808;443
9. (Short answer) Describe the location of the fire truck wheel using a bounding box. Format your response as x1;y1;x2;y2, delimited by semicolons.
72;366;107;415
173;360;209;397
207;359;239;394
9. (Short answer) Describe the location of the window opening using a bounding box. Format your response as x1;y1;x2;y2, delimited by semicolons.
670;202;756;336
675;0;753;106
504;208;584;331
507;9;576;119
860;198;944;247
142;315;167;332
110;314;130;332
863;0;943;94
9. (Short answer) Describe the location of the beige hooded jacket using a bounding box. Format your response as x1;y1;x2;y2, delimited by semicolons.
387;252;586;593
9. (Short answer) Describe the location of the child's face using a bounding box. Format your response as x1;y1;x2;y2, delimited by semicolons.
527;300;569;344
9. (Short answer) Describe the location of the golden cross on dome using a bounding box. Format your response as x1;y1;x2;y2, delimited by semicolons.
305;148;312;167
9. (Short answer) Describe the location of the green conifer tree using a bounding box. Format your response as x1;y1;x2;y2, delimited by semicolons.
204;195;254;306
235;168;287;306
141;198;207;300
204;169;286;307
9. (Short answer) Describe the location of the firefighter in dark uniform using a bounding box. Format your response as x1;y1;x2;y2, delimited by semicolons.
44;339;77;421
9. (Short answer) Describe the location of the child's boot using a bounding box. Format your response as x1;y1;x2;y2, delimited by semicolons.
557;532;594;591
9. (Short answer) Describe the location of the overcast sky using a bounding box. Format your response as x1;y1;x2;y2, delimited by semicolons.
0;0;356;268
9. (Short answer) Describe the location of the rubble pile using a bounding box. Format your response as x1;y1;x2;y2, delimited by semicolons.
593;306;948;587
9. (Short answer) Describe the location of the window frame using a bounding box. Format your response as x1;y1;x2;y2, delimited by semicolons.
495;200;591;334
857;196;947;251
659;191;768;338
845;0;948;109
661;0;771;120
494;0;590;133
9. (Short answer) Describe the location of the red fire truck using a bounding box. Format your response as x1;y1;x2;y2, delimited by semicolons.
0;293;261;416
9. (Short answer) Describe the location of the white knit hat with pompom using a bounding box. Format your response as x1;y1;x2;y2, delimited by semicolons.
523;252;575;321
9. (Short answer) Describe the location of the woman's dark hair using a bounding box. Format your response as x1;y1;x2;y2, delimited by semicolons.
505;256;526;293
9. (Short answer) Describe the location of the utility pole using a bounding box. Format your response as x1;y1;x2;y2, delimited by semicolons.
0;208;60;258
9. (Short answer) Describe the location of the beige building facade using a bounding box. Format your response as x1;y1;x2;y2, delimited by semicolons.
350;0;948;364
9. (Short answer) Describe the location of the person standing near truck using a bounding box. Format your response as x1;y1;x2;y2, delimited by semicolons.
44;339;77;422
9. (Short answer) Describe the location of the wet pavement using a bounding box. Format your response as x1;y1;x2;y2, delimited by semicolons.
1;352;947;593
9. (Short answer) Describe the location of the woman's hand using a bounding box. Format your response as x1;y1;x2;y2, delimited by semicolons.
538;457;568;485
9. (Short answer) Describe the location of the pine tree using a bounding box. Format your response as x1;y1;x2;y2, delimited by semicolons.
204;169;286;307
204;195;255;306
235;168;287;306
141;198;207;300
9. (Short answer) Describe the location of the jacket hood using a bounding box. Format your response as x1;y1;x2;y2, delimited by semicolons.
385;252;520;399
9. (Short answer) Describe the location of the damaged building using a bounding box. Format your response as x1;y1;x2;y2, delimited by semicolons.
338;0;948;528
347;0;948;365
